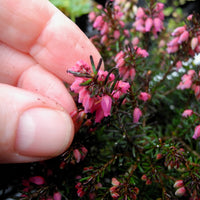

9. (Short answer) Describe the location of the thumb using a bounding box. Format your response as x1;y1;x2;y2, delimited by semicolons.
0;84;74;163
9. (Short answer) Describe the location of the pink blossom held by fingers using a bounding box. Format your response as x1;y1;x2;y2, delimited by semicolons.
29;176;45;185
193;125;200;140
53;192;62;200
182;109;193;117
178;30;189;44
174;180;184;188
101;95;112;117
133;107;142;123
138;92;151;101
175;186;186;197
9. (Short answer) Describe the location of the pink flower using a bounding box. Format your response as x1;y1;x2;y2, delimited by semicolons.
116;80;130;93
191;37;198;50
178;31;189;43
187;14;193;21
116;58;125;68
112;178;120;186
101;95;112;117
132;37;139;46
93;15;104;29
133;107;142;123
77;188;85;197
29;176;45;185
155;3;165;12
53;192;62;200
73;149;81;163
134;47;149;57
115;51;125;62
145;18;153;32
88;11;96;22
80;146;88;160
114;30;121;39
167;45;179;53
182;109;193;117
176;61;182;70
101;22;109;35
133;19;145;32
136;7;145;19
175;186;186;197
153;18;163;32
138;92;151;101
171;26;186;36
193;125;200;140
174;180;184;188
167;37;179;47
111;192;120;199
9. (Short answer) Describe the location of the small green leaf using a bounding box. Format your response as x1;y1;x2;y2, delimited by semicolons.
90;55;97;75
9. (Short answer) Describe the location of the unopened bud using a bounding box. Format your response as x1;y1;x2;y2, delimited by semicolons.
174;180;184;188
175;186;186;197
156;153;162;160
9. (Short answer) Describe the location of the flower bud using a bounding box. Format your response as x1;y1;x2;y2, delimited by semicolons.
156;153;162;160
175;186;186;197
173;180;184;188
191;37;198;50
141;174;147;181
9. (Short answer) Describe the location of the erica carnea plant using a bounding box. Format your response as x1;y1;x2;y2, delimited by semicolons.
1;0;200;200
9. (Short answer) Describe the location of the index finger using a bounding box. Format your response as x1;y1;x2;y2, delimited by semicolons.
0;0;102;83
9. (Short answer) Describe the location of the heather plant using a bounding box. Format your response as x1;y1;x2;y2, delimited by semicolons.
1;0;200;199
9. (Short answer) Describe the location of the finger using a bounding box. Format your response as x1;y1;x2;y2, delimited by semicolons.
0;84;74;163
0;0;103;84
0;43;76;114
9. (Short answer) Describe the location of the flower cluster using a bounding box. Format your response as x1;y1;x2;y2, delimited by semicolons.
167;14;200;55
174;180;186;197
133;2;165;37
21;176;62;200
109;177;139;199
89;2;129;46
177;69;200;100
114;45;149;81
69;59;130;123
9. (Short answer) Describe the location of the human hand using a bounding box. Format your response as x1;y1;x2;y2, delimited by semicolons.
0;0;102;163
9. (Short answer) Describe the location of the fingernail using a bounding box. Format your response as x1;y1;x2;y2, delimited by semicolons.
16;108;74;157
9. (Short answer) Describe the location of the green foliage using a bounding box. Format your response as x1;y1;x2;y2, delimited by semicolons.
49;0;92;21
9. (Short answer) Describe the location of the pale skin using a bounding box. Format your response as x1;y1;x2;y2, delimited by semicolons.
0;0;102;163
